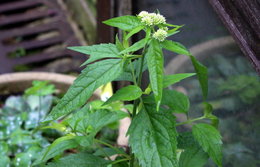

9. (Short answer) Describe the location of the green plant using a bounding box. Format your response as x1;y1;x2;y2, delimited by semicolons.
34;11;223;167
0;81;57;167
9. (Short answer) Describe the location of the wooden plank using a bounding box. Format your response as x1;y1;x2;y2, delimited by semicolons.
208;0;260;74
14;51;67;65
0;22;58;39
5;36;64;53
97;0;113;43
0;0;42;13
0;9;57;26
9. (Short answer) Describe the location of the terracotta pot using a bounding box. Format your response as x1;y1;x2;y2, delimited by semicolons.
0;72;100;100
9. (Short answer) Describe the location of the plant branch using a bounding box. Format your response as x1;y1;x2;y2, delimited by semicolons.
95;142;112;161
94;139;130;159
129;61;138;86
110;158;130;165
130;44;147;167
176;116;205;126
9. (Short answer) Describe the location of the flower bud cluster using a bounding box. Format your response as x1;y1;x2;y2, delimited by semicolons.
152;29;168;41
138;11;166;26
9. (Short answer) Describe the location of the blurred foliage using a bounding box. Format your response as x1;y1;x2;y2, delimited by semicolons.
177;54;260;167
0;81;59;167
0;81;120;167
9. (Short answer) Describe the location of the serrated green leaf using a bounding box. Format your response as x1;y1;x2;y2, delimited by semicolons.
162;89;190;113
103;85;142;105
190;55;208;100
46;152;110;167
128;105;178;167
45;59;123;121
142;89;190;113
178;132;209;167
161;40;208;100
68;106;127;134
34;135;78;165
163;73;196;88
179;147;209;167
192;123;222;167
120;38;148;55
103;15;142;31
115;58;147;82
69;43;121;66
146;39;164;110
125;25;144;40
161;40;190;55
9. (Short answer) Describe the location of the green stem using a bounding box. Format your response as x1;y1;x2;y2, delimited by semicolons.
38;96;42;124
130;45;147;167
94;139;130;159
129;61;138;86
95;143;112;161
111;158;130;165
176;116;205;126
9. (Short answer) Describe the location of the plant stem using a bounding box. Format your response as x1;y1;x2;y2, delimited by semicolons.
95;143;112;161
111;158;130;165
176;116;205;126
130;45;147;167
94;139;130;159
38;96;42;124
129;61;138;86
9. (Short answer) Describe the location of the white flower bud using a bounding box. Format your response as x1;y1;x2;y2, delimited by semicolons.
138;11;149;18
138;11;167;26
153;29;168;41
141;16;154;26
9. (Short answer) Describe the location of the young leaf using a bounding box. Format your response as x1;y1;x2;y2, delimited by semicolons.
163;73;196;88
162;89;190;113
103;15;142;31
161;40;190;56
192;123;222;167
125;25;145;40
120;38;148;55
45;59;123;121
166;25;183;37
34;136;78;165
103;85;142;106
190;55;208;100
146;39;164;110
25;81;55;96
68;43;121;66
162;40;208;99
128;105;178;167
115;34;125;51
46;152;110;167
